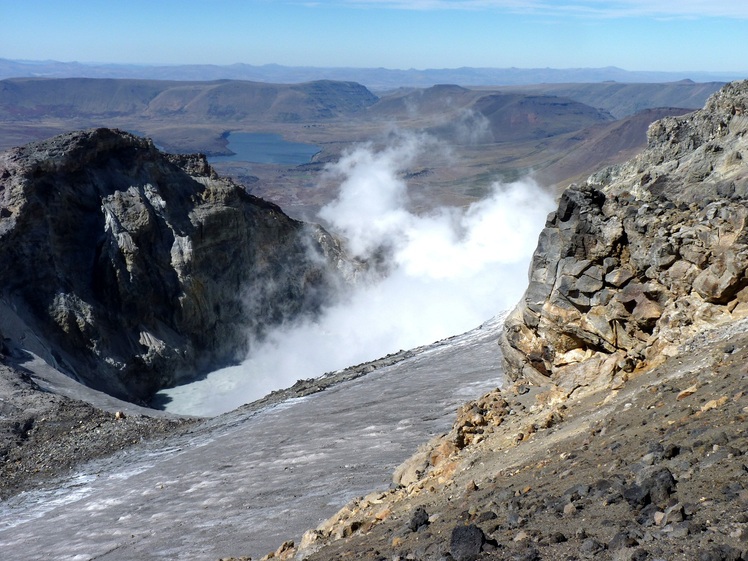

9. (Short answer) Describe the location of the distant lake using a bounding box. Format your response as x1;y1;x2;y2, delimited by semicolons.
209;132;321;165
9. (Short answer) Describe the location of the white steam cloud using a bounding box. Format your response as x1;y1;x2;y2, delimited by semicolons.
159;133;555;416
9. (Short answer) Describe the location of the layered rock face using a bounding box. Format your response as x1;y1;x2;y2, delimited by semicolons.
501;80;748;392
0;128;353;402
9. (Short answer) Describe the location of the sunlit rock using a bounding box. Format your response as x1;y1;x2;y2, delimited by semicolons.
501;80;748;390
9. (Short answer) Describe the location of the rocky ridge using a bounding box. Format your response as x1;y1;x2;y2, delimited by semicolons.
0;128;355;403
0;78;379;124
249;80;748;560
500;79;748;393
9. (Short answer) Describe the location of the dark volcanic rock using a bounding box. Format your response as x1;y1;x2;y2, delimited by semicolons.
408;507;430;532
501;80;748;389
449;524;485;561
0;128;354;402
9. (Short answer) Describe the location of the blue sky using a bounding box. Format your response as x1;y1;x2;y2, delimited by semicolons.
1;0;746;72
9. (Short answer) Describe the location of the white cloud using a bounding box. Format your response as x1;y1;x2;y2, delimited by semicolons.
331;0;748;19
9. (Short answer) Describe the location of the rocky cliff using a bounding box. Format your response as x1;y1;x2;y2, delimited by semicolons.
0;128;353;403
501;80;748;393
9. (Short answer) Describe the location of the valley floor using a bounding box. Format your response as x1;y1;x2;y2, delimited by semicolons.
0;317;506;560
3;317;747;561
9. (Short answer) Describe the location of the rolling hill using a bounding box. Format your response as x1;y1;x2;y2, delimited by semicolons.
0;77;378;123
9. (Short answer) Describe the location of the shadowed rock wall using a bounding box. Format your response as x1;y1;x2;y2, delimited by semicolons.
0;128;353;402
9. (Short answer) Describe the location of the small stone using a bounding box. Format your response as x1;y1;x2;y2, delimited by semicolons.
375;507;392;521
274;540;295;561
701;396;729;412
664;503;685;524
669;521;691;539
514;530;529;542
549;532;567;543
298;530;323;550
476;511;497;523
408;507;429;532
637;504;660;526
729;526;748;542
676;385;699;400
623;483;649;508
654;511;666;525
580;538;605;557
506;511;522;527
698;544;743;561
608;531;638;550
640;452;656;465
563;502;577;516
632;298;663;322
637;467;676;506
605;267;635;288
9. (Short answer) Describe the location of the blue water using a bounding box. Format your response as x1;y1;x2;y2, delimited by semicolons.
210;132;320;165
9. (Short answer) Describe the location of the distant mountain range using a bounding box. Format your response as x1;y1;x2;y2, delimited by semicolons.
1;58;744;90
0;75;727;217
0;77;377;124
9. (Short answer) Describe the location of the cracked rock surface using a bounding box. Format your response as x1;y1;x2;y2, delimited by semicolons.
501;80;748;392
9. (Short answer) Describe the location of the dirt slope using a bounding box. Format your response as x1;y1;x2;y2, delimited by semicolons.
269;320;748;561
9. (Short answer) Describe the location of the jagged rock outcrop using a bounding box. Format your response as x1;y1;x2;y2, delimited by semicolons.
501;80;748;392
0;128;354;402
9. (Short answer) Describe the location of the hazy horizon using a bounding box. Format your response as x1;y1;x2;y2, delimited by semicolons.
1;1;747;75
1;57;744;76
2;57;744;78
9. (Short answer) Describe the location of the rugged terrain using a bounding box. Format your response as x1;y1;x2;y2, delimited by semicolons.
0;316;509;560
0;358;196;501
244;81;748;561
500;80;748;391
1;80;747;561
271;316;748;561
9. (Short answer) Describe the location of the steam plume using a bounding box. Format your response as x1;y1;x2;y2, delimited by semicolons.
159;133;554;416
